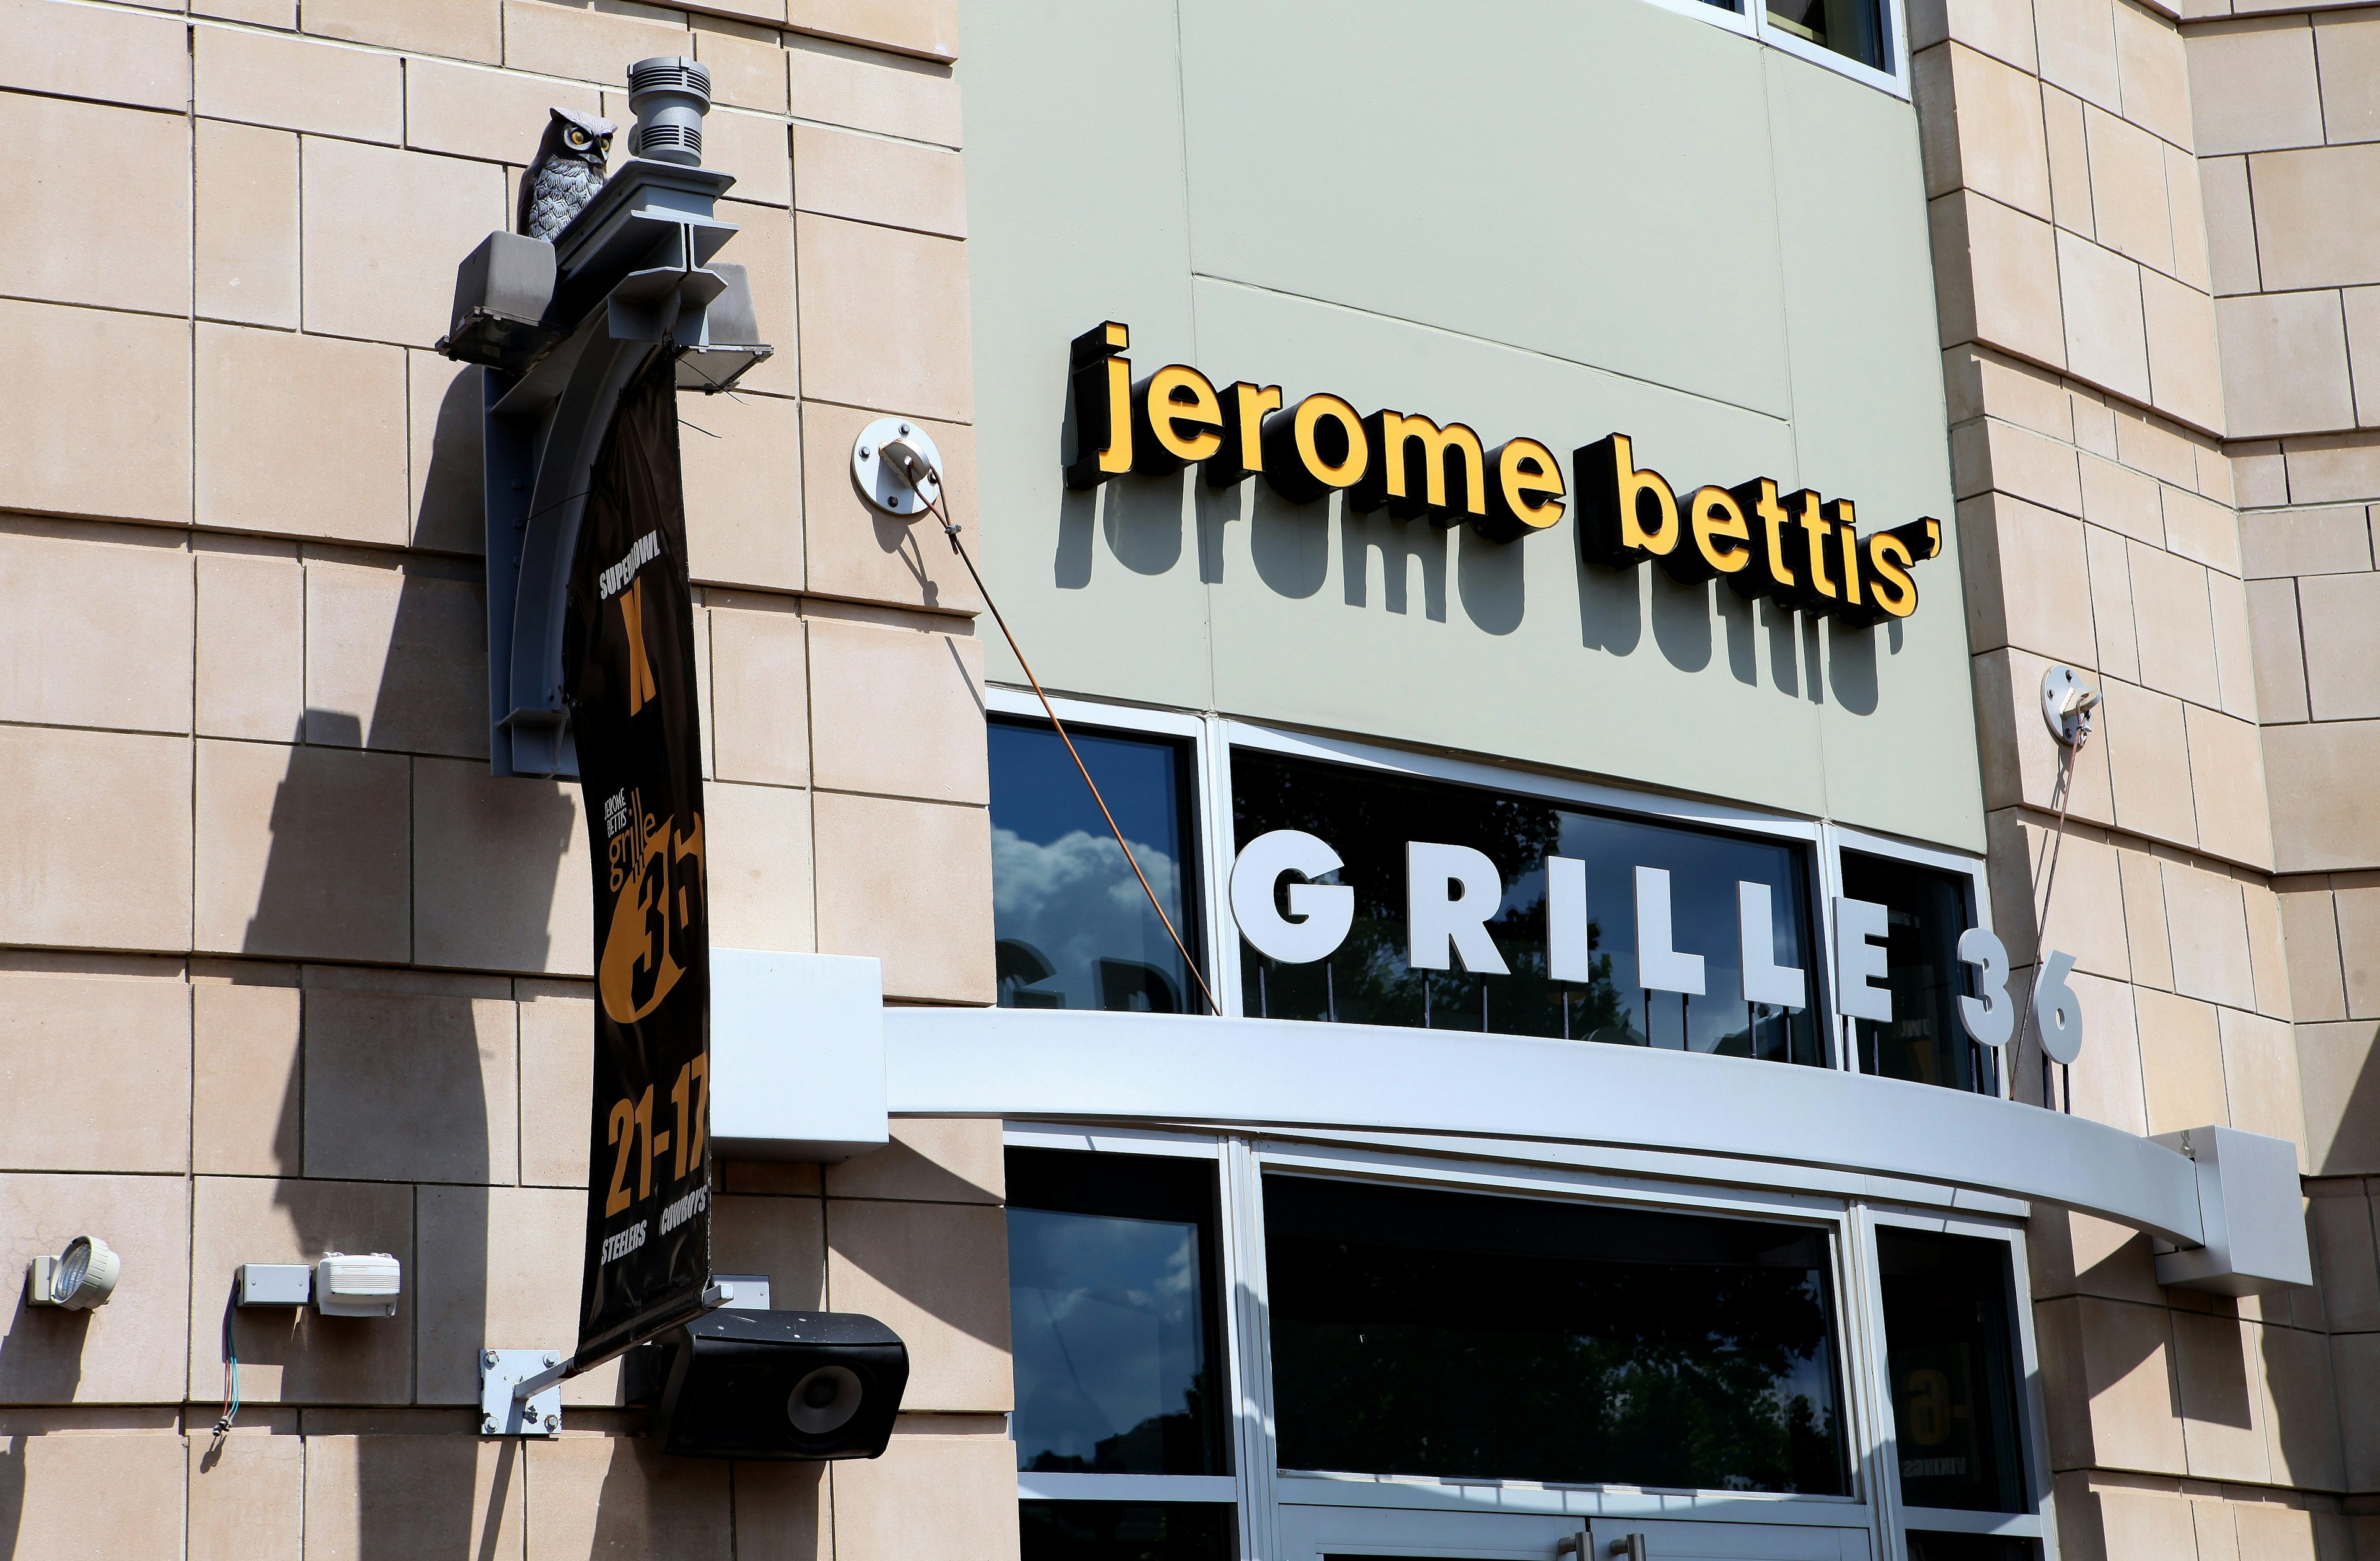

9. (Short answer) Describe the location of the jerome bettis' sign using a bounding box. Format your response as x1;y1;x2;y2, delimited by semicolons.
1064;322;1944;625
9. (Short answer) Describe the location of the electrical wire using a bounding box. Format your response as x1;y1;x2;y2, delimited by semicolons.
209;1285;240;1453
883;449;1222;1018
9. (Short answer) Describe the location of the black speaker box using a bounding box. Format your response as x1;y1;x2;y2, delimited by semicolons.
625;1310;909;1460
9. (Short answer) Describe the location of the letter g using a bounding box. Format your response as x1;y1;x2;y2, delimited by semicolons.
1230;830;1355;965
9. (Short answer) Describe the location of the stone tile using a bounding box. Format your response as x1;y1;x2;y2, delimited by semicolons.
1990;811;2129;976
302;987;517;1184
1957;493;2096;664
412;757;591;976
706;780;816;954
0;1172;190;1404
787;0;954;61
0;0;188;112
2267;718;2380;871
194;978;302;1176
808;615;987;804
1955;345;2072;438
827;1200;1009;1412
2030;1207;2162;1304
2283;433;2380;504
2079;452;2163;543
2127;543;2219;706
715;1192;826;1309
2252;143;2380;292
824;1118;1003;1203
196;542;304;742
2115;406;2200;488
196;118;298;328
2243;877;2291;1018
2033;1303;2096;1467
0;94;187;316
193;23;402;142
2037;0;2121;111
813;791;992;1003
2167;143;2212;294
2084;524;2142;682
198;0;294;26
405;56;602;167
305;0;501;61
0;527;192;734
1973;648;2116;824
736;1461;829;1561
301;138;509;350
2119;842;2175;990
305;561;487;759
0;974;187;1174
518;993;592;1189
0;1424;183;1549
705;108;792;206
2316;9;2380;145
2174;1312;2270;1482
194;739;409;962
2190;15;2323;154
793;123;968;239
1954;418;2086;519
2309;1186;2380;1329
2074;1295;2187;1474
2069;969;2149;1136
412;350;487;556
0;726;192;952
694;19;789;113
2202;156;2261;297
2231;1502;2320;1561
418;1184;614;1405
801;402;980;612
2242;506;2372;576
2084;105;2174;277
710;603;808;788
189;1419;304;1561
2298;571;2380;719
2280;884;2347;1021
187;1175;413;1403
2104;679;2198;846
2141;275;2224;438
795;214;972;423
2347;286;2380;428
2221;1006;2306;1153
2338;882;2380;1019
2297;1021;2380;1174
2112;0;2193;148
2186;706;2274;868
1906;0;2037;69
723;1159;824;1196
2163;856;2257;1008
2093;1485;2201;1560
710;199;796;397
524;1433;732;1557
196;323;409;545
501;0;690;84
1931;192;2066;371
2138;987;2229;1132
2058;232;2152;403
2218;291;2355;441
304;1433;525;1559
2341;1330;2380;1486
788;40;959;147
2043;84;2093;240
0;299;190;524
829;1431;1019;1561
682;385;804;591
2247;577;2309;723
2208;570;2256;719
2232;443;2288;508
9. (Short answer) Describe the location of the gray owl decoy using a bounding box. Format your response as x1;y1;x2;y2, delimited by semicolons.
518;108;617;243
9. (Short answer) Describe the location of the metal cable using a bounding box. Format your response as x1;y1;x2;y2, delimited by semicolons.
2013;727;2091;1112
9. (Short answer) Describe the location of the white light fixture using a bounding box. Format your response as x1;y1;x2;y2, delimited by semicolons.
27;1234;120;1310
314;1252;402;1317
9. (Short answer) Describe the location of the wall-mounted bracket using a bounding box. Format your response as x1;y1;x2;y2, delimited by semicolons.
479;1348;567;1438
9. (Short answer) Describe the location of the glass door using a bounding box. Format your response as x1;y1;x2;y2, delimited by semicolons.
1276;1502;1872;1561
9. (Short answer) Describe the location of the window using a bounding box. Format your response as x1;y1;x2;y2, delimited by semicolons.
1020;1503;1236;1561
1007;1149;1232;1477
992;718;1203;1014
1766;0;1887;69
1876;1229;2027;1519
1263;1174;1849;1494
1842;851;1994;1095
1233;748;1825;1065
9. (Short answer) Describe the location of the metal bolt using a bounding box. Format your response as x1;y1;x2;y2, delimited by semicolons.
898;423;911;436
858;445;871;459
484;1350;499;1366
483;1415;497;1433
544;1353;558;1366
544;1414;560;1431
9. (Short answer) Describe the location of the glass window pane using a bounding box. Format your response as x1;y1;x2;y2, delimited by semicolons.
992;718;1201;1013
1020;1502;1236;1561
1264;1174;1849;1493
1767;0;1887;68
1232;749;1823;1065
1877;1228;2027;1514
1905;1537;2037;1561
1843;852;1990;1094
1008;1150;1231;1475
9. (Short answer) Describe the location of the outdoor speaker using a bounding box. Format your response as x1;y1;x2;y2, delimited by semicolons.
625;1310;909;1460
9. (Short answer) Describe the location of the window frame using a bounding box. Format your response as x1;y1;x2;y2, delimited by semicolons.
1002;1124;2053;1561
1636;0;1911;99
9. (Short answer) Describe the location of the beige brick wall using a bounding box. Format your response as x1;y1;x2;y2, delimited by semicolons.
0;1;1006;1555
1919;1;2378;1554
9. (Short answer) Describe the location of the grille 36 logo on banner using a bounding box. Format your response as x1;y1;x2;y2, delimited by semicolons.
566;355;715;1371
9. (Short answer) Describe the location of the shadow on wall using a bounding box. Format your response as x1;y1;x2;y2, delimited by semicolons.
1054;468;1901;712
191;372;579;1555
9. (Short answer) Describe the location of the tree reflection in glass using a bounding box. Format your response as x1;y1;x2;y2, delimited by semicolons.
1233;750;1822;1065
1266;1175;1848;1495
1007;1150;1230;1476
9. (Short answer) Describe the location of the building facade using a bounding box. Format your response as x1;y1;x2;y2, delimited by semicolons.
0;0;2373;1558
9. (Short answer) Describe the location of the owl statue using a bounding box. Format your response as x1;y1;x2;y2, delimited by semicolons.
518;108;617;243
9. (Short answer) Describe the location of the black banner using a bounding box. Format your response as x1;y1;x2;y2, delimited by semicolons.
566;353;713;1370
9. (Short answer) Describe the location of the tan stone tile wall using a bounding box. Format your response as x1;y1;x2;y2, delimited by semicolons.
0;0;1002;1552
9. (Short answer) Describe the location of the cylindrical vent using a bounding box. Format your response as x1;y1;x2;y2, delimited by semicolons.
627;56;712;167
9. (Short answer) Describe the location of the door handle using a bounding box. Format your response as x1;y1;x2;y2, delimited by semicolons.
1606;1539;1647;1561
